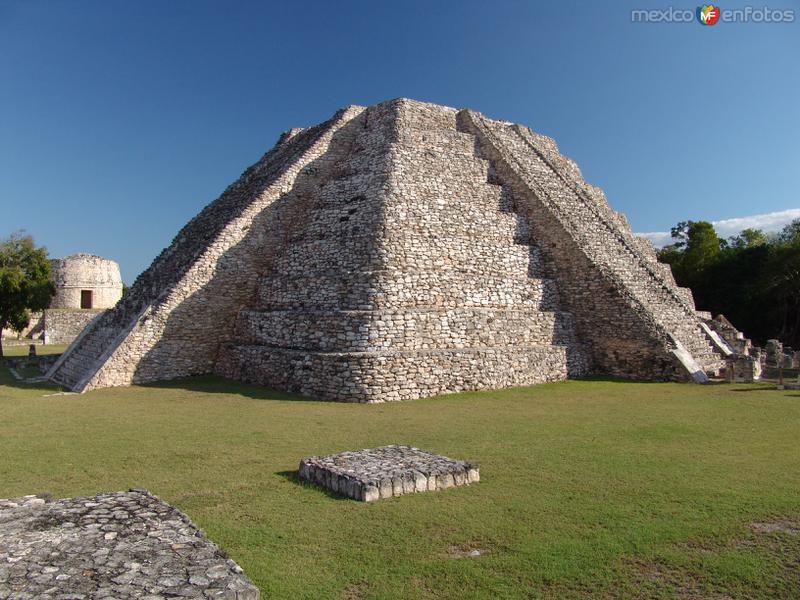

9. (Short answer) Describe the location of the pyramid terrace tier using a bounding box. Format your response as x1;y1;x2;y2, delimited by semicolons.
257;271;561;311
273;232;539;278
393;127;479;157
298;445;479;501
215;344;589;402
391;148;492;182
302;190;525;241
233;307;580;352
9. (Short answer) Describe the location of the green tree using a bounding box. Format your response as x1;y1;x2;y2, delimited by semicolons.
659;220;724;286
656;242;684;267
669;221;690;248
779;218;800;244
682;221;723;275
728;228;767;249
657;218;800;347
0;232;55;358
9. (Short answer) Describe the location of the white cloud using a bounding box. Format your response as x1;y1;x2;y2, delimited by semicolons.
712;208;800;237
638;231;673;247
637;208;800;247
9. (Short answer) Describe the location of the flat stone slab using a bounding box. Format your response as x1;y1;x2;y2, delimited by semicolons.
0;489;259;599
299;445;479;501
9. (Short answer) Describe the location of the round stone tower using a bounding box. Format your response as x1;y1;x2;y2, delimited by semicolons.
50;254;123;310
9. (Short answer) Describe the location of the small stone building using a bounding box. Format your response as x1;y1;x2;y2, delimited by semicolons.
42;254;123;344
2;254;123;345
50;254;123;310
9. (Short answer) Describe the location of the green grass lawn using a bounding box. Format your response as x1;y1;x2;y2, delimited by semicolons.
1;343;68;357
1;369;799;599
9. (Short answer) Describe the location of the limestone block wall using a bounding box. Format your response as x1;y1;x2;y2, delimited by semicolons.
42;309;104;344
50;254;123;309
1;310;102;346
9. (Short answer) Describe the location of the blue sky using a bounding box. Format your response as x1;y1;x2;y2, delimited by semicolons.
1;0;798;283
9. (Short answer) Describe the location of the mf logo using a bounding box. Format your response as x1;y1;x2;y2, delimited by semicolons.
697;4;721;25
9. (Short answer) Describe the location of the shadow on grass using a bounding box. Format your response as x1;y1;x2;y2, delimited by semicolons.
572;376;667;385
141;374;700;404
730;386;783;393
139;375;325;403
0;362;63;394
275;470;352;501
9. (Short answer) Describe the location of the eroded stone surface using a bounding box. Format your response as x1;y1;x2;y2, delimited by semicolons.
299;445;479;501
0;489;259;599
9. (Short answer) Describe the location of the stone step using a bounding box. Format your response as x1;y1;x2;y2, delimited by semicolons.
215;342;590;402
472;116;729;380
232;307;579;352
489;120;707;330
256;271;560;311
663;324;727;373
46;317;118;390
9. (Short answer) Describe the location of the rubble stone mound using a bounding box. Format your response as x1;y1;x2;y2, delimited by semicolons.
49;98;737;400
299;445;479;501
0;489;259;599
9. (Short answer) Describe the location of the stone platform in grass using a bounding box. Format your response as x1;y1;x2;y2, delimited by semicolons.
298;445;479;501
0;489;259;599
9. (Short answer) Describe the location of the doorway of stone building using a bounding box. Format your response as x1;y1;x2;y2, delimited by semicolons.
80;290;93;309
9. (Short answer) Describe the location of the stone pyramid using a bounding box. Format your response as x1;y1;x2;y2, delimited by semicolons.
49;99;730;401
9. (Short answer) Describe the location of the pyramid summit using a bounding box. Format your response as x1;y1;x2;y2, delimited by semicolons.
49;98;734;400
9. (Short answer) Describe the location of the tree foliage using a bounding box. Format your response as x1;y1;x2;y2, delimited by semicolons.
657;218;800;348
779;219;800;244
0;232;55;357
728;228;768;249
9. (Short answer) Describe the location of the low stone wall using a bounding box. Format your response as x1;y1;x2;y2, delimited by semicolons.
42;309;104;344
725;355;761;382
1;310;102;346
